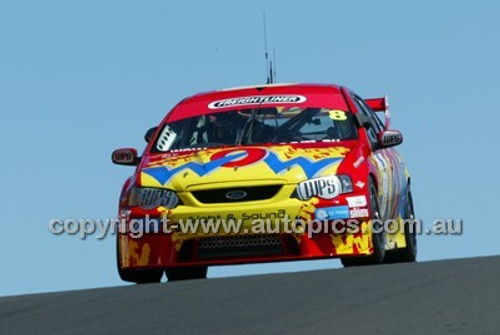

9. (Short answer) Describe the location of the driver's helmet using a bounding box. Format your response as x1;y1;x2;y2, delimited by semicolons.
325;119;355;140
336;118;355;139
213;115;239;143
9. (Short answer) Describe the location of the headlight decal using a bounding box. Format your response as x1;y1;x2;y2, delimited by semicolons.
130;188;179;210
296;175;353;201
296;176;341;200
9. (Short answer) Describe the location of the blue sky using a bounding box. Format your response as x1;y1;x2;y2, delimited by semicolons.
1;0;498;296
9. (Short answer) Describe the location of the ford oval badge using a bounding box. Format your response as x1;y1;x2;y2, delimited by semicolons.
225;190;247;200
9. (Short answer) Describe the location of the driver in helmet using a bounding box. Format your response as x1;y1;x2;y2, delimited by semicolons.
212;113;242;144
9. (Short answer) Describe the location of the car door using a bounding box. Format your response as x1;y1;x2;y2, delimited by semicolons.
352;95;399;221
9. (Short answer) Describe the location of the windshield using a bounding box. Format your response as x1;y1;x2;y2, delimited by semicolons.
151;107;358;152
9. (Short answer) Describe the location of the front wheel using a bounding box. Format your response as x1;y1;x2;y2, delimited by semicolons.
166;266;208;282
341;179;386;267
118;267;163;284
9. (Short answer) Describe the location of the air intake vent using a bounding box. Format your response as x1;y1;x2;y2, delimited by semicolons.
192;185;282;203
197;234;283;259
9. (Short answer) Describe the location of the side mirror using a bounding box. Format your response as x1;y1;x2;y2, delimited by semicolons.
112;148;139;166
378;130;403;148
144;127;158;143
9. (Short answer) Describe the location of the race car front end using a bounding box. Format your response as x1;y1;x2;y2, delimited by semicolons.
117;144;377;271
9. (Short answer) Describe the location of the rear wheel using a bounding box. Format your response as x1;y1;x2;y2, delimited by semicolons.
385;185;417;263
166;266;208;282
341;179;386;267
116;235;163;284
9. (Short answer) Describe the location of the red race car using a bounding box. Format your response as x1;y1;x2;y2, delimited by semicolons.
112;83;416;283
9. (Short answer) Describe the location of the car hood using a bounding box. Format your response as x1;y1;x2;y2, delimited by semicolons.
138;142;355;191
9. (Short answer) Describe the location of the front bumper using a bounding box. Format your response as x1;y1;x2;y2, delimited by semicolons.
118;185;376;269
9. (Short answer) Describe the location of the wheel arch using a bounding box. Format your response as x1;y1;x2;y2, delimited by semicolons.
368;172;378;191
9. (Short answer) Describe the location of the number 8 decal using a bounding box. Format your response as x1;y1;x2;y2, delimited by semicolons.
328;110;347;121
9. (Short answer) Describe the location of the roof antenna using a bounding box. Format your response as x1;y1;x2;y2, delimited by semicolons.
272;48;277;83
263;13;275;84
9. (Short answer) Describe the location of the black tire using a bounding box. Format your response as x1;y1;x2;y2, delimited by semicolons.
116;235;163;284
385;185;417;263
341;179;386;267
118;267;164;284
165;266;208;282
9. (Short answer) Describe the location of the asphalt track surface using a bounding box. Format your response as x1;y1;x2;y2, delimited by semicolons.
1;256;499;335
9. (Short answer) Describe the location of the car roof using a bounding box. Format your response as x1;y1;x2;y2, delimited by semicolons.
166;83;349;122
192;82;344;97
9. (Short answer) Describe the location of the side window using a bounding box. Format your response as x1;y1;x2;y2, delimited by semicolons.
352;95;380;148
354;95;384;133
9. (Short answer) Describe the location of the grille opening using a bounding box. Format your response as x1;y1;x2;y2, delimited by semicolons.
197;234;284;259
192;185;282;204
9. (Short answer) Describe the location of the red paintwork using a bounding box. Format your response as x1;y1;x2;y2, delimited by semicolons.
365;97;387;111
166;84;349;122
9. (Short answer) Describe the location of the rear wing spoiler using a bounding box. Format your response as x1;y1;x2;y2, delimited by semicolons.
364;95;391;129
